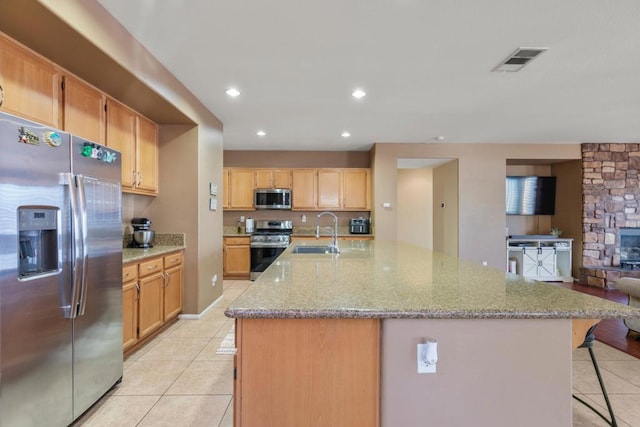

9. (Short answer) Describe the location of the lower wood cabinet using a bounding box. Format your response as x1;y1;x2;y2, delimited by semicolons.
122;250;184;352
223;236;251;279
122;264;139;350
234;318;380;426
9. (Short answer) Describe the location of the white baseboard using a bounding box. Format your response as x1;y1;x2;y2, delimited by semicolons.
178;294;224;320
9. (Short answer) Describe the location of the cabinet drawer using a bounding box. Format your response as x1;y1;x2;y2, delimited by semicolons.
225;237;250;245
164;252;183;268
138;257;163;277
123;264;138;282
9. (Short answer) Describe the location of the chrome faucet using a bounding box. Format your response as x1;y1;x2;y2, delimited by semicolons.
316;211;339;253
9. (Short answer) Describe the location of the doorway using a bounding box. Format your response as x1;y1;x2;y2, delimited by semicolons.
397;158;458;256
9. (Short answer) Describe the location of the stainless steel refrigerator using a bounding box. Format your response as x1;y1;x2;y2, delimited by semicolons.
0;111;123;426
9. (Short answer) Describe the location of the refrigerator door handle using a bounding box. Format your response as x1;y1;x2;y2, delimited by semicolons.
67;173;83;319
76;175;89;316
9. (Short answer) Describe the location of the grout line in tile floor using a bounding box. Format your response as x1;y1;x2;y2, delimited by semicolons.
73;280;640;427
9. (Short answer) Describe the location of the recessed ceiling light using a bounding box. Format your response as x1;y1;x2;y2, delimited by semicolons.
341;131;351;138
226;88;240;97
352;89;366;99
256;130;266;137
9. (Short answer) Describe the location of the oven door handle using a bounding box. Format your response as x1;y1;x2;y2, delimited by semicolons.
250;243;290;249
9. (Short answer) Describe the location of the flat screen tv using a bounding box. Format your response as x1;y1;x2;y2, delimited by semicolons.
505;176;556;215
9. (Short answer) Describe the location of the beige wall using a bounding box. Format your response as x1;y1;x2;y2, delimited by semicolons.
372;143;581;267
381;318;572;426
224;151;370;168
552;160;583;278
433;160;458;256
397;168;433;249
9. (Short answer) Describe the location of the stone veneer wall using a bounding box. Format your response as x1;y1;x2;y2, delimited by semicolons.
580;143;640;287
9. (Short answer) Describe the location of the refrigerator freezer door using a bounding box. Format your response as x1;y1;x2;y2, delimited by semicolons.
0;112;74;426
70;137;123;418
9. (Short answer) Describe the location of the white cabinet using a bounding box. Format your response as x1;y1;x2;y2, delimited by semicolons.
506;237;573;282
522;247;556;279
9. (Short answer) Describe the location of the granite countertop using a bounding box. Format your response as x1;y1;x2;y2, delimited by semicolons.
122;233;185;264
225;239;640;320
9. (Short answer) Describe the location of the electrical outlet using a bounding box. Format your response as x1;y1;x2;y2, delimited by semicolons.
417;339;438;374
482;261;488;266
212;274;218;286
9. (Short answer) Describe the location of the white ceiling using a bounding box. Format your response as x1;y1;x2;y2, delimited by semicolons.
96;0;640;152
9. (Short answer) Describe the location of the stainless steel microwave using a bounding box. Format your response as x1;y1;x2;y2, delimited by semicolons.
254;189;291;209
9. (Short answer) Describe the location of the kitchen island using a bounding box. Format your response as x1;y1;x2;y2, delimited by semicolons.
225;240;640;427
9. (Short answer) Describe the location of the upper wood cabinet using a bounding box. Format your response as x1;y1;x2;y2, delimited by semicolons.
317;169;342;209
0;33;61;127
0;32;160;196
291;169;317;210
255;169;292;189
136;115;159;194
106;98;136;188
223;167;370;211
62;75;105;144
226;168;255;210
291;168;370;211
106;97;158;195
343;169;370;210
222;168;230;209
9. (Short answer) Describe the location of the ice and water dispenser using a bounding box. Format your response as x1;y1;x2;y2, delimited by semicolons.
18;207;59;279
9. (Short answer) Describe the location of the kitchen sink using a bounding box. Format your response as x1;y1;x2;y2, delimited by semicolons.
292;245;339;254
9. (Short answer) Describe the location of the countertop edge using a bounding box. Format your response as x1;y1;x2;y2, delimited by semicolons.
123;245;186;264
224;308;640;320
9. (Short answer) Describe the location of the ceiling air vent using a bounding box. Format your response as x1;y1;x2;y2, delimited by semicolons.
492;47;548;72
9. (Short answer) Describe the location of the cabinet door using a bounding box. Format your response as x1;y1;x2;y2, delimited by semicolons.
222;168;230;209
106;98;136;189
255;169;292;189
122;281;138;351
138;273;164;338
292;169;317;210
164;265;183;321
229;169;255;209
273;169;292;189
317;169;342;209
136;115;159;194
537;248;557;278
522;248;539;278
224;240;251;276
255;169;273;189
0;34;60;127
62;75;105;144
343;169;370;210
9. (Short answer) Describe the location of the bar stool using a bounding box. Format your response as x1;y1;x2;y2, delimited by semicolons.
572;324;617;427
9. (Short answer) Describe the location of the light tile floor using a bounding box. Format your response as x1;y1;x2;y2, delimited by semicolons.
74;280;640;427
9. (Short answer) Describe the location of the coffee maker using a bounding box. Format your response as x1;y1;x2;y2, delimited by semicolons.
129;217;154;248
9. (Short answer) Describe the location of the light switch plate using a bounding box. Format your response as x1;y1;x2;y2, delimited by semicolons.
210;182;217;196
209;198;217;211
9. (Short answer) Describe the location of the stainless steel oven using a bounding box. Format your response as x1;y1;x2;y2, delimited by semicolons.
250;220;292;280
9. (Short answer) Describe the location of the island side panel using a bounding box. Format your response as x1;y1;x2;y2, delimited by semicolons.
381;318;572;427
235;318;380;427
